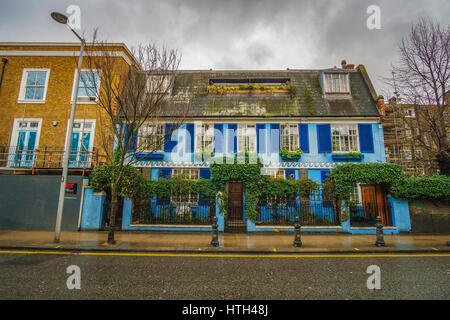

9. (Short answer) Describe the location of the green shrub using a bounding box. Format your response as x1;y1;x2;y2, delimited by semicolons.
390;175;450;201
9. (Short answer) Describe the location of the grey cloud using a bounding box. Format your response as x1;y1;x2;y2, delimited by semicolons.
0;0;449;95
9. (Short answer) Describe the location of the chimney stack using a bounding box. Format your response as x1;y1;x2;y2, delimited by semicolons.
341;59;354;70
377;95;386;117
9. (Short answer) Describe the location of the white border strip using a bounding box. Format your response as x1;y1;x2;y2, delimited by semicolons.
0;50;132;65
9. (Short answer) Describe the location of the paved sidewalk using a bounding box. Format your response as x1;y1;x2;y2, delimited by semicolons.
0;230;449;253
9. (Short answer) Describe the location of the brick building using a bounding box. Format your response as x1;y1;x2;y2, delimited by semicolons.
0;42;137;174
382;94;450;176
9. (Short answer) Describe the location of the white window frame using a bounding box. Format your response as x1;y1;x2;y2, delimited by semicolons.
266;168;285;179
323;73;350;94
71;69;101;104
195;123;214;153
237;124;256;153
68;119;96;167
280;123;299;152
18;69;50;103
8;118;43;167
138;123;165;152
404;149;412;160
415;149;423;158
405;108;415;118
349;183;362;205
172;168;199;204
331;124;359;153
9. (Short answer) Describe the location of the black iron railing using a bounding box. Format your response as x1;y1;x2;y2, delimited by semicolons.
257;199;340;226
132;199;215;225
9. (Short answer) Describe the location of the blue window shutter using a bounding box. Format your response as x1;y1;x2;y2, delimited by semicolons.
124;124;137;152
317;124;332;153
160;168;172;179
214;124;224;153
285;169;296;180
186;123;195;153
227;124;237;153
270;123;280;153
358;124;374;153
299;124;309;153
321;170;330;183
199;168;211;179
164;123;177;152
256;124;266;153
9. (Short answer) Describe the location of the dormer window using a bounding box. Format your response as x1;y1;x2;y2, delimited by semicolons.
323;73;350;94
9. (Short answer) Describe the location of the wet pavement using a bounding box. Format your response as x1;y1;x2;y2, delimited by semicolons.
0;230;449;253
0;251;449;299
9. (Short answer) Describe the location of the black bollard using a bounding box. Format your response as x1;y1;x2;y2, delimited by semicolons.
293;215;302;247
211;216;219;247
375;216;386;247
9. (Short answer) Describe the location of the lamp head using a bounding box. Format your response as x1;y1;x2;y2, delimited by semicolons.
50;12;68;25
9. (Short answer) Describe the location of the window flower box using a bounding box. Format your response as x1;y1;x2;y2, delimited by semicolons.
281;154;301;161
331;153;364;161
279;147;303;161
134;152;164;160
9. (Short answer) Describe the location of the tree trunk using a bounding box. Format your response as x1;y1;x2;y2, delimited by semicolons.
107;184;118;244
436;150;450;176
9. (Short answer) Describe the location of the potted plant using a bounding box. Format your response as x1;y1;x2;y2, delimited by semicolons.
279;147;303;161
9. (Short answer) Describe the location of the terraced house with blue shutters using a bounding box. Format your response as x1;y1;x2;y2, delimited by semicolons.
102;60;410;234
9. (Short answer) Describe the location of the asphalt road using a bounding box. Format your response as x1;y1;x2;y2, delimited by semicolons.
0;251;448;300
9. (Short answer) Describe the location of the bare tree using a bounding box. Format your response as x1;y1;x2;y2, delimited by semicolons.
388;17;450;175
81;34;191;243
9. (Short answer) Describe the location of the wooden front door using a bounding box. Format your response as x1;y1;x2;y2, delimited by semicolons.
228;181;244;221
361;185;391;226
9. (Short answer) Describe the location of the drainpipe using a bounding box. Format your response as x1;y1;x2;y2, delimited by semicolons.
0;58;8;94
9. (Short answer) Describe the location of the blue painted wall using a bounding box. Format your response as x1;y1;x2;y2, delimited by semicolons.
80;188;105;230
388;197;411;232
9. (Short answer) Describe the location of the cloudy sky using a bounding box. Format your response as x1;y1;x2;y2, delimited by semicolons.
1;0;449;95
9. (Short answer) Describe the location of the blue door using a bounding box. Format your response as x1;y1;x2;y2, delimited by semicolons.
13;130;37;167
69;131;91;167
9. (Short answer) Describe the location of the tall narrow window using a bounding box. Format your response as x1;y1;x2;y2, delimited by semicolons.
331;124;359;152
195;123;214;152
237;124;256;153
73;70;100;103
323;73;349;93
18;69;50;102
138;124;164;152
281;124;299;151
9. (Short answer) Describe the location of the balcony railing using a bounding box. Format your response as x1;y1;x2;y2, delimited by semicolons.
0;145;106;171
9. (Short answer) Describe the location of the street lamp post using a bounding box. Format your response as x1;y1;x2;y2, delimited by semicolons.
51;12;86;243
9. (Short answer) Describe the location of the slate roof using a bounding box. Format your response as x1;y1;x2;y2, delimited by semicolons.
164;69;380;118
